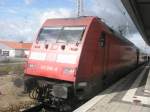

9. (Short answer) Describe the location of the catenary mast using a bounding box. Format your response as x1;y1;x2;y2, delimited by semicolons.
77;0;84;17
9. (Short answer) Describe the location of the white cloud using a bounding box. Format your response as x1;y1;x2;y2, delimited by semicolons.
0;8;72;42
8;9;18;14
0;20;35;41
85;0;137;35
39;8;72;24
128;33;150;52
85;0;150;51
0;0;149;52
24;0;34;5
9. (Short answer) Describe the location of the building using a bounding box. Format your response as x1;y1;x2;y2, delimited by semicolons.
0;40;32;58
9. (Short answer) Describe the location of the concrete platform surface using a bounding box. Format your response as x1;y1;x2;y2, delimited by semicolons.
74;64;150;112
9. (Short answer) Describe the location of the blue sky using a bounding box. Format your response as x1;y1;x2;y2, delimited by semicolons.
0;0;75;9
0;0;80;41
0;0;93;20
0;0;149;51
0;0;75;21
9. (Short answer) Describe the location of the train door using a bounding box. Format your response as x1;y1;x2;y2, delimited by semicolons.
100;32;110;87
98;31;107;75
92;31;107;92
92;31;106;75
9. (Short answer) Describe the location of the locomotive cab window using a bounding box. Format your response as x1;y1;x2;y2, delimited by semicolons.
99;31;106;47
38;27;62;43
37;26;85;44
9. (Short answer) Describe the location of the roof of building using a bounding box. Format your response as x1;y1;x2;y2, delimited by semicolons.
0;40;32;49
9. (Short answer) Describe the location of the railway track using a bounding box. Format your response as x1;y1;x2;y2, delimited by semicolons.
19;99;86;112
19;102;70;112
20;103;44;112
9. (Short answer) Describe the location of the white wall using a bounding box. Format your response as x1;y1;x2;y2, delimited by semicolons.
24;50;30;57
9;49;16;57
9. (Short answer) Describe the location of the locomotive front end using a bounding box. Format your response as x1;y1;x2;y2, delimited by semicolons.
24;18;89;101
25;26;85;82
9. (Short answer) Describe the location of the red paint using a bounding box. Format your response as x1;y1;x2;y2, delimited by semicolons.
24;17;138;84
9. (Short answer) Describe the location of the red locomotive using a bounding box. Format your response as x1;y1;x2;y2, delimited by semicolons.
24;16;146;110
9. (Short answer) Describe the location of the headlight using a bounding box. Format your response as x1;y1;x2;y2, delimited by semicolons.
63;68;75;74
52;85;68;99
78;82;87;87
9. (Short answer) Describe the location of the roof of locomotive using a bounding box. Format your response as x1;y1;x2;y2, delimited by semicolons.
43;16;97;27
108;27;138;48
42;16;138;49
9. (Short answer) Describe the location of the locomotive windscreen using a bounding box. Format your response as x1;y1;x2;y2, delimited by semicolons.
38;26;85;43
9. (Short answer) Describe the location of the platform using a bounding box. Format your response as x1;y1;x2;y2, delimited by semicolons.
74;63;150;112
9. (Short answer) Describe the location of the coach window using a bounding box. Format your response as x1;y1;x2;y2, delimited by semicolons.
99;31;106;47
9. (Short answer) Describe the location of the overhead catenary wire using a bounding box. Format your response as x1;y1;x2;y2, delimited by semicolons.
112;0;130;36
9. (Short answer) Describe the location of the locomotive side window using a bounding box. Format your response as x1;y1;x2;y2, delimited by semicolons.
99;32;106;47
37;26;85;44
